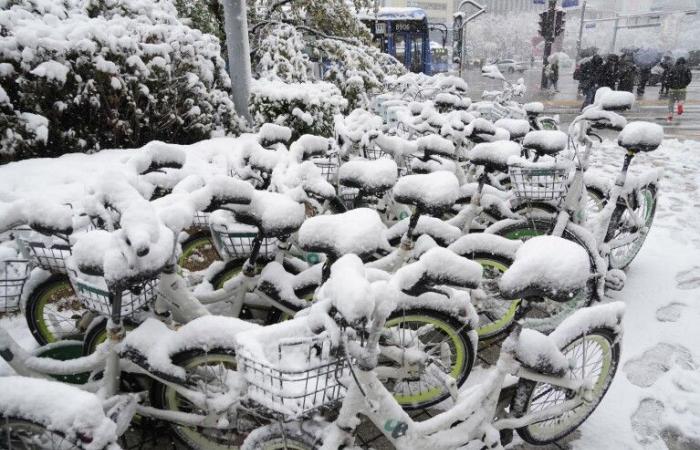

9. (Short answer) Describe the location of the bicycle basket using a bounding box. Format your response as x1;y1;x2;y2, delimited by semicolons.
210;224;277;262
312;157;338;184
22;240;72;274
69;272;159;318
191;211;211;230
237;333;348;418
0;259;29;313
508;164;569;201
339;187;359;210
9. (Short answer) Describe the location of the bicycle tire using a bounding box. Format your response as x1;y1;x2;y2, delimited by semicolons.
0;416;83;450
178;231;221;272
242;422;319;450
25;275;85;345
510;327;620;445
606;184;657;270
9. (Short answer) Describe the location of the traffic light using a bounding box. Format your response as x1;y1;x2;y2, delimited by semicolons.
538;11;551;39
554;10;566;36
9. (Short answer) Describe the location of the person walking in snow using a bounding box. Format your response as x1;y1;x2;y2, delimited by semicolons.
659;55;673;97
579;54;603;109
549;59;560;92
617;54;637;92
601;54;619;89
667;57;692;123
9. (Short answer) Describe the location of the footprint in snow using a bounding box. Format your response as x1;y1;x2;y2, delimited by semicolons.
624;343;696;388
656;303;686;323
676;267;700;290
631;398;665;447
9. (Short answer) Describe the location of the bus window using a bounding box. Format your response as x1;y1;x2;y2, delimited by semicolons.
411;36;423;73
395;34;406;63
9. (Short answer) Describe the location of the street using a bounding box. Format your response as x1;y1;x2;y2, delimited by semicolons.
459;67;700;140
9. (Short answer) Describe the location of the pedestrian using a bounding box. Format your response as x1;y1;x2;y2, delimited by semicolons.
549;59;559;92
601;54;619;89
659;55;673;97
637;66;652;97
667;57;692;123
617;53;637;92
579;54;603;109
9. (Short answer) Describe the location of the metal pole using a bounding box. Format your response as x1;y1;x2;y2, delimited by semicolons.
541;0;556;89
222;0;252;122
610;14;619;53
575;0;587;62
460;24;467;77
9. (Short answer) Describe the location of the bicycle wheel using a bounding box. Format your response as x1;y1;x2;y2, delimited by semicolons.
25;275;87;345
472;255;520;341
150;349;251;450
382;308;475;410
490;219;595;332
585;185;606;215
242;422;318;450
607;185;657;270
178;231;221;272
81;317;137;356
511;327;620;444
0;416;81;449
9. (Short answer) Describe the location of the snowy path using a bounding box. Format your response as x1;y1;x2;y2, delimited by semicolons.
1;137;699;449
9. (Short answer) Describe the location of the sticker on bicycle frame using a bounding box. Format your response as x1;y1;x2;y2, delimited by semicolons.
306;253;320;264
384;419;408;438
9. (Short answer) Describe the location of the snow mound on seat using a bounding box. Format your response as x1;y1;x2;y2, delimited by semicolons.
523;130;568;152
524;102;544;114
495;118;530;138
319;254;375;324
499;236;590;299
259;123;292;145
338;158;398;191
448;233;523;260
599;89;635;111
469;141;522;169
385;216;461;246
246;191;306;234
375;134;418;158
298;208;390;258
392;247;482;292
618;122;664;150
0;376;118;450
289;135;330;161
417;134;455;156
393;172;459;212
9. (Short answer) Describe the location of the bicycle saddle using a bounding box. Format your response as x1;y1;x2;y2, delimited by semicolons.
298;208;391;260
523;102;544;116
392;247;482;296
385;216;461;247
234;191;305;238
523;130;568;156
203;176;254;212
495;118;530;141
514;328;569;377
258;123;292;148
393;172;460;215
618;121;663;153
469;141;522;173
338;158;398;196
582;108;627;131
290;135;330;161
498;236;590;302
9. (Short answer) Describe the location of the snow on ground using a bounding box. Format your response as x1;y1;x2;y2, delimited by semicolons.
1;136;700;448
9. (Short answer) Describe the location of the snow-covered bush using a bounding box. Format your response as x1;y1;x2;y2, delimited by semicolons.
249;79;347;139
0;0;243;160
252;23;312;83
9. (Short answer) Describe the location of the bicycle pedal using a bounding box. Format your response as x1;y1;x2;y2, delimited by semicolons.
605;269;626;291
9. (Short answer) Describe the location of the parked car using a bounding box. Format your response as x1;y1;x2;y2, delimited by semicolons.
494;59;527;73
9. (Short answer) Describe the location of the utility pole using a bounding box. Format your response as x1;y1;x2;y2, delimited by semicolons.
610;14;620;52
539;0;557;89
575;0;587;62
222;0;252;122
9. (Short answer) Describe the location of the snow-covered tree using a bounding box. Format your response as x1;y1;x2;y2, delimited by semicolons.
252;23;313;82
0;0;243;160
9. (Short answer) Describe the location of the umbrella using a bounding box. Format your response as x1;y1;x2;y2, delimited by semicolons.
634;48;663;69
671;49;690;61
548;52;570;64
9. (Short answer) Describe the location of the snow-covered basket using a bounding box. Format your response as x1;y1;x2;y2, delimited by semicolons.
508;160;570;202
0;259;30;313
20;239;72;274
237;321;348;418
191;211;211;230
311;156;340;184
210;222;277;262
68;271;159;318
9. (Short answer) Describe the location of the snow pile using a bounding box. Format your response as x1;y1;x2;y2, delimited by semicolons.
618;122;664;152
0;376;118;450
338;158;398;193
258;124;293;147
385;216;461;246
524;102;544;115
523;130;568;154
0;0;242;159
238;191;306;237
499;236;590;301
416;134;455;157
598;88;635;111
318;254;376;324
374;134;418;158
298;208;390;258
391;247;482;294
494;118;530;139
469;141;522;171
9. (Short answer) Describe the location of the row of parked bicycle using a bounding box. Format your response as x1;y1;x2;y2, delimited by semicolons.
0;76;665;449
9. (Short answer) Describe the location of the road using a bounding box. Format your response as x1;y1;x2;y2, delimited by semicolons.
459;66;700;140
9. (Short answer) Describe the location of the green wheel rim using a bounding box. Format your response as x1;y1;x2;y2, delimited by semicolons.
609;187;655;269
34;280;84;344
474;258;520;339
383;314;467;407
178;236;220;272
164;353;243;449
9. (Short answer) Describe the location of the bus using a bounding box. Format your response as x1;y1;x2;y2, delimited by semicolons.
359;7;432;75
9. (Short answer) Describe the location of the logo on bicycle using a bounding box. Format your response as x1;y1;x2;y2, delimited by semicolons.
384;419;408;438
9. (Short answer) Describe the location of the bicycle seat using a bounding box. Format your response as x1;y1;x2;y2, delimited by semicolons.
417;134;455;158
256;262;322;311
385;216;461;247
392;247;482;295
468;117;497;138
298;208;391;260
136;141;186;174
522;130;568;155
290;135;330;161
393;172;460;215
27;201;74;236
617;121;663;153
234;191;305;238
514;329;569;377
122;316;259;383
599;90;635;112
524;102;544;116
495;118;530;141
258;123;292;148
204;176;254;211
581;108;627;131
469;141;522;173
338;158;398;195
498;236;590;302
